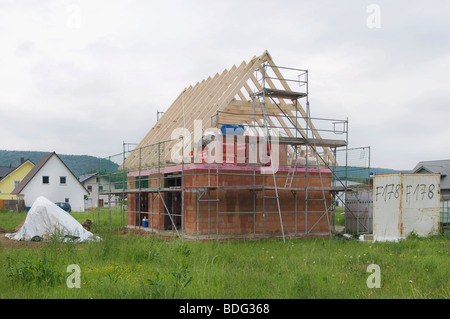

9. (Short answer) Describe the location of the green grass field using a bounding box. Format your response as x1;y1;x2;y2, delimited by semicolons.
0;209;448;299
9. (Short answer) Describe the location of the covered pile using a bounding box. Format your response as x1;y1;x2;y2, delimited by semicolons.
6;196;101;243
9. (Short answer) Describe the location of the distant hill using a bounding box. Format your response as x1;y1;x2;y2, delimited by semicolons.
370;167;410;175
0;150;119;177
333;166;408;184
0;150;408;180
335;166;407;178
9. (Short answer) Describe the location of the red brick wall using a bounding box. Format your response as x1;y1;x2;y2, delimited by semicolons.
127;166;331;236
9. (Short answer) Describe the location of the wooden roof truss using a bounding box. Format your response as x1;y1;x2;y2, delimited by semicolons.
123;51;347;171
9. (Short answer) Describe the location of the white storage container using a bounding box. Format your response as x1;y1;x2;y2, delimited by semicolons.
373;173;440;241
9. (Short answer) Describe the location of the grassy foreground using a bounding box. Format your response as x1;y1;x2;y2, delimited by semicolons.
0;209;449;299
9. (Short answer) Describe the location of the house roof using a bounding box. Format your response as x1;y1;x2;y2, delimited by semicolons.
78;172;98;183
412;159;450;190
122;50;339;171
0;159;34;182
12;153;53;194
12;152;88;194
0;166;15;181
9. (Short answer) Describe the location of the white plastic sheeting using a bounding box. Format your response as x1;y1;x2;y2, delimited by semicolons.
6;196;101;243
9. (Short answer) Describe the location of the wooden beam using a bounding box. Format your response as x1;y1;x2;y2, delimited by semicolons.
123;51;342;170
224;100;297;115
261;62;337;164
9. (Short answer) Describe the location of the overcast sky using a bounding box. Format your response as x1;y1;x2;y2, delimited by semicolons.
1;0;449;170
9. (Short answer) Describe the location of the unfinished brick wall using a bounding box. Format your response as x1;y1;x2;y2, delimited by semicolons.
126;175;165;229
126;165;332;237
182;168;331;235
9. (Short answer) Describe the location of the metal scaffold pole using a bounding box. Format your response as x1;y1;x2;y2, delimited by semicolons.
98;58;362;241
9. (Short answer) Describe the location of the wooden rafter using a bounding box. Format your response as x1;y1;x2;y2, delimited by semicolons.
122;50;343;170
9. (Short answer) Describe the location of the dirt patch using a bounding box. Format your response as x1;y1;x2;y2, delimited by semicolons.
0;233;43;250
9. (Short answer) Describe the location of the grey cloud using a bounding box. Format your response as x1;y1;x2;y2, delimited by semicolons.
14;41;36;57
1;0;450;170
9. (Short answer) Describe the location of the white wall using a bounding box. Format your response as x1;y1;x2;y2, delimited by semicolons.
22;155;88;212
373;173;440;241
83;176;99;208
83;176;118;209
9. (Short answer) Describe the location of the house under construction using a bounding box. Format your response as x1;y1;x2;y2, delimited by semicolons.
99;51;371;241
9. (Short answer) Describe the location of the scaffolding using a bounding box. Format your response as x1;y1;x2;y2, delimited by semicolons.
96;63;371;240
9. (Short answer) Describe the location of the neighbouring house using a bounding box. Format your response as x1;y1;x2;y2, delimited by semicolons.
12;152;89;212
412;159;450;225
79;172;119;209
0;158;34;200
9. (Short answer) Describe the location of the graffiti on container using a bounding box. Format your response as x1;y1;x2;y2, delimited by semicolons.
375;183;436;202
374;184;400;202
405;183;435;202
